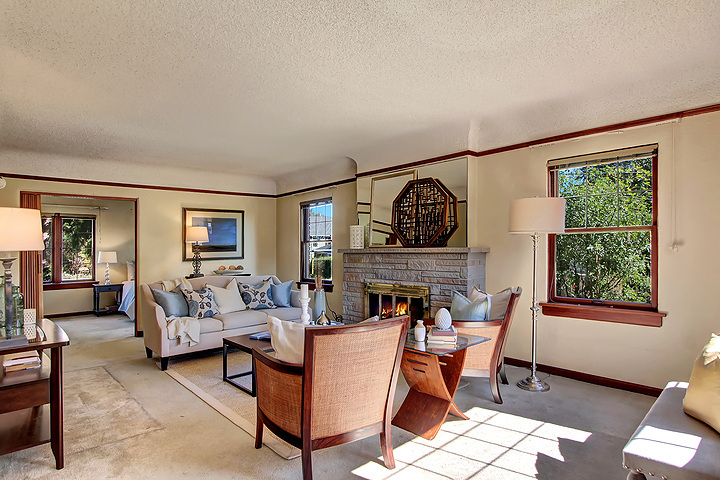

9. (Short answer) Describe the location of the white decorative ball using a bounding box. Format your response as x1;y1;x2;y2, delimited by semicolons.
435;308;452;330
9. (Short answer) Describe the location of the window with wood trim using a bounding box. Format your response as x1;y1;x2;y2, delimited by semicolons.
544;145;665;326
300;199;332;285
42;214;96;285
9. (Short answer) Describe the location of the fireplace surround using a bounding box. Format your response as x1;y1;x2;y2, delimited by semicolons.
340;247;488;324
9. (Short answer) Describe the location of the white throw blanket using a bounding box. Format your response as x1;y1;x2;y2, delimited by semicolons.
166;316;200;346
161;277;194;292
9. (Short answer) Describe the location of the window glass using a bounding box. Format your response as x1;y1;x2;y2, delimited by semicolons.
301;199;332;282
43;214;95;283
550;146;656;307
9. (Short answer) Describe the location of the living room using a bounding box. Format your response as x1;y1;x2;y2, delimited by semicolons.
1;2;720;479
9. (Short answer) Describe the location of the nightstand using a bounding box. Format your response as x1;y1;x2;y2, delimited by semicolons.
92;283;123;316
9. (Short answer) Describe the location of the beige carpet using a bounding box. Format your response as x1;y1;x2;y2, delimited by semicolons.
164;349;301;460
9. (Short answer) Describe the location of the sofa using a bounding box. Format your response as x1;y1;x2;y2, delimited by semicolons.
140;275;303;370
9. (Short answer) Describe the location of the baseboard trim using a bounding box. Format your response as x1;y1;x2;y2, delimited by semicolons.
45;311;95;319
505;357;662;397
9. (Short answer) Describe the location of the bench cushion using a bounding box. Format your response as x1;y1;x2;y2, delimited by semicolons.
623;381;720;479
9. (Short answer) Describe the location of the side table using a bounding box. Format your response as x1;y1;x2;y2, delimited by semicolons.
0;319;70;469
93;283;123;316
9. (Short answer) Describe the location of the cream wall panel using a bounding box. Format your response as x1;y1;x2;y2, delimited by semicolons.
469;111;720;388
275;182;357;318
0;176;276;330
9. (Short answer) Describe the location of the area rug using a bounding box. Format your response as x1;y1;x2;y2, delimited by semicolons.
163;349;300;460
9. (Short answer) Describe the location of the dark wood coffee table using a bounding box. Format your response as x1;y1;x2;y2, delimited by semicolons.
222;333;273;397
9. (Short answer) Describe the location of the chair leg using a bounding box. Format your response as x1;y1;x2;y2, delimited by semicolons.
380;421;395;469
255;414;263;449
145;347;153;359
490;373;503;404
301;445;313;480
499;361;509;385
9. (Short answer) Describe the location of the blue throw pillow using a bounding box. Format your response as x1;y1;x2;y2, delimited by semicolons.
450;290;490;321
270;280;293;307
151;287;189;317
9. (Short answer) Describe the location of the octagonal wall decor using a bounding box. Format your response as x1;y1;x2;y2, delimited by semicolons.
391;177;458;247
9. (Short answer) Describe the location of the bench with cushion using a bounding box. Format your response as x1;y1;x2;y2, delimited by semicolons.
622;381;720;480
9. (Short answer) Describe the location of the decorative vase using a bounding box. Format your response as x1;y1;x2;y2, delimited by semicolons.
313;290;326;322
435;308;452;331
350;225;364;249
414;319;426;342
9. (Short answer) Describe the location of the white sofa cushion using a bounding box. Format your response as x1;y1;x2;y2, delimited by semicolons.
197;317;224;334
207;278;247;314
214;310;269;330
268;307;303;322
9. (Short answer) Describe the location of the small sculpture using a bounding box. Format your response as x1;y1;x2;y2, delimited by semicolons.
435;308;453;331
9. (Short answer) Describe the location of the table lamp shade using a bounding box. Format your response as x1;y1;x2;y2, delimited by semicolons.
186;226;209;243
97;251;117;264
509;197;566;234
0;208;44;251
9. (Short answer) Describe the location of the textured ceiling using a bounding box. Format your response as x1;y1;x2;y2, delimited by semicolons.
2;1;719;182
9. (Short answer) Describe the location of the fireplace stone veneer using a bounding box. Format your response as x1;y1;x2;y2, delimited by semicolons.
339;247;489;324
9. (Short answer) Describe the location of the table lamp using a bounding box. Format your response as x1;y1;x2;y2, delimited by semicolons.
0;207;44;343
97;251;117;285
185;226;209;278
509;196;566;392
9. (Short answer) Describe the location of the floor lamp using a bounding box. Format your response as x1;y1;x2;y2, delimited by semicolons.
0;207;44;342
509;197;566;392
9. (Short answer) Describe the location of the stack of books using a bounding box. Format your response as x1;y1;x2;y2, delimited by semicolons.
426;326;458;347
3;351;41;373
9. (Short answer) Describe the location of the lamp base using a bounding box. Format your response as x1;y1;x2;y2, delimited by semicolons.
185;273;204;279
517;375;550;392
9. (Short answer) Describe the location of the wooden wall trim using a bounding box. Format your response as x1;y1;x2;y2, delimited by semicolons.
505;357;662;397
357;103;720;178
0;173;276;198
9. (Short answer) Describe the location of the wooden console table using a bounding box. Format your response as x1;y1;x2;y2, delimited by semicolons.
0;319;70;469
392;333;488;440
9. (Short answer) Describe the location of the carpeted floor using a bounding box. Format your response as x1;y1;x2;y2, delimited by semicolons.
0;314;656;479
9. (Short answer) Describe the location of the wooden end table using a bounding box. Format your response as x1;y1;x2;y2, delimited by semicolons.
392;333;488;440
0;319;70;469
92;283;123;316
223;333;273;397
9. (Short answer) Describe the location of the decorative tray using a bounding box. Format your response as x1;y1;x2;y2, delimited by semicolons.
213;270;245;275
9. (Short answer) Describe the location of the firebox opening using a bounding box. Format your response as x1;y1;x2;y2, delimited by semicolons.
365;283;430;326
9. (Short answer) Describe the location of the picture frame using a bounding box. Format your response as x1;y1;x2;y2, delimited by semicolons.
182;208;245;261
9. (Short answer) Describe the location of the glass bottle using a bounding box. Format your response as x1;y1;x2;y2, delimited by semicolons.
10;285;24;338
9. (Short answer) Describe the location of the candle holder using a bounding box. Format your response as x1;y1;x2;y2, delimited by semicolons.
300;296;311;325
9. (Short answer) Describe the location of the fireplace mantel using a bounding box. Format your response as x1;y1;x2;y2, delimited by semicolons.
340;246;489;323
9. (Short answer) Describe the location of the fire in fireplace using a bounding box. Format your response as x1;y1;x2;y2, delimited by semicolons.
365;283;430;325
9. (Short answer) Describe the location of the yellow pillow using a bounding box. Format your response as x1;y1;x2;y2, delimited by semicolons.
683;333;720;433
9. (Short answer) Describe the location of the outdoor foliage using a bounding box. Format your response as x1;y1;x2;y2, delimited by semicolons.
555;157;653;304
43;216;94;282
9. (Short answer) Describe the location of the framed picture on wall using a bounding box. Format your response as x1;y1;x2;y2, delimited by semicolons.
182;208;245;260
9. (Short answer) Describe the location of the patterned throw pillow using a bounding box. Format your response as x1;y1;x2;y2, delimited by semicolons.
239;278;276;310
181;288;220;319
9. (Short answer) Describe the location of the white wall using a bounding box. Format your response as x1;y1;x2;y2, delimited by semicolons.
0;172;277;331
275;182;357;317
469;111;720;388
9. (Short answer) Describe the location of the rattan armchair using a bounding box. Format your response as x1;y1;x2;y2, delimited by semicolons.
253;316;409;480
454;287;522;404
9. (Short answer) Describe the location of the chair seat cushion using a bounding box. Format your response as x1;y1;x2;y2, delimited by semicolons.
623;382;720;479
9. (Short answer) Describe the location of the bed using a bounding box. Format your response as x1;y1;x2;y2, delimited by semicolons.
119;280;136;321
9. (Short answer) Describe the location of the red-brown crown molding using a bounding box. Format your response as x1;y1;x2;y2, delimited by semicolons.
357;103;720;178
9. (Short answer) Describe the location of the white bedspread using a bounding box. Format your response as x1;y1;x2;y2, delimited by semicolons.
119;280;136;321
166;316;200;346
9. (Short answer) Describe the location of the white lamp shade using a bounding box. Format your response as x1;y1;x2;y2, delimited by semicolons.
97;251;117;264
509;197;566;234
186;226;209;243
0;207;44;251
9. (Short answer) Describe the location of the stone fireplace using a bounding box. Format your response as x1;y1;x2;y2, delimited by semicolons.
339;247;488;324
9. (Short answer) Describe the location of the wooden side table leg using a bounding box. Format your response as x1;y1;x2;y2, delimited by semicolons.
50;346;64;469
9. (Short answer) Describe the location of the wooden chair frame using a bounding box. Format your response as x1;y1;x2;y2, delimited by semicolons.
253;316;409;480
452;288;521;404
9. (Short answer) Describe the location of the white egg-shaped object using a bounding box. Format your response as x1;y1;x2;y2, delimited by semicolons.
435;308;452;330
